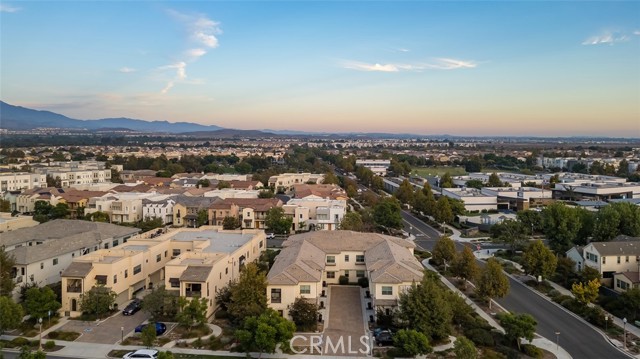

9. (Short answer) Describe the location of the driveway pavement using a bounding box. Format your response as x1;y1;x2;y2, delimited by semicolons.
323;286;368;356
59;310;150;344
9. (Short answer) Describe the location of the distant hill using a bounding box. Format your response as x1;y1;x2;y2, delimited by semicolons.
0;101;224;133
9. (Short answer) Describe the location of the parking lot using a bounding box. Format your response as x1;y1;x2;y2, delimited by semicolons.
59;310;150;344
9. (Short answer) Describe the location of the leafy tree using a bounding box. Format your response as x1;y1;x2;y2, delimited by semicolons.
465;179;484;189
617;159;629;177
447;197;466;217
33;201;53;223
235;308;296;356
0;296;23;334
228;263;268;323
621;288;640;320
196;209;209;227
86;211;110;223
49;203;69;219
217;181;231;189
322;171;339;185
454;336;477;359
522;240;557;281
452;246;479;287
0;246;16;297
516;210;542;235
419;183;436;216
611;202;640;237
176;297;208;329
571;279;600;305
142;285;178;321
593;205;621;241
465;157;483;173
141;321;157;348
476;258;510;309
490;219;528;250
541;202;582;253
265;207;293;235
439;172;454;188
196;179;210;188
434;196;454;224
487;172;503;187
373;197;403;230
497;312;537;350
24;286;61;321
138;217;164;232
158;352;175;359
340;211;364;232
17;346;46;359
393;329;432;357
432;236;456;267
398;272;453;341
371;175;384;192
222;216;240;230
288;297;318;332
258;190;275;198
79;285;117;319
394;179;415;205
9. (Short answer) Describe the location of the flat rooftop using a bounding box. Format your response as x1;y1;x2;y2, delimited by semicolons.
99;256;123;264
121;244;151;251
170;231;254;254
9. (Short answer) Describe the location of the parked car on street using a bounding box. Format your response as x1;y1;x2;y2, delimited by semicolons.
122;299;142;316
135;322;167;336
375;331;394;346
266;232;276;239
122;349;158;359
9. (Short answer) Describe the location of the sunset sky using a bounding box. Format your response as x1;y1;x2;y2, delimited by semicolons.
1;1;639;137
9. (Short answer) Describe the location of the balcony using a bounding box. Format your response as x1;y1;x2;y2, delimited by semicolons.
185;290;201;298
67;285;82;293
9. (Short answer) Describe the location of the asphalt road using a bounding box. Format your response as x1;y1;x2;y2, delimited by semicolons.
403;210;630;359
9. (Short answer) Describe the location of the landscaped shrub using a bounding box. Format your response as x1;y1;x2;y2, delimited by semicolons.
357;277;369;288
11;337;29;347
44;340;55;350
339;275;349;285
584;306;606;327
464;328;495;347
214;309;229;319
522;343;543;359
552;294;572;305
482;348;507;359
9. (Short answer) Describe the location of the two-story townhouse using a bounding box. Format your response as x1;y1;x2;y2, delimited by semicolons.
173;196;221;227
285;197;346;231
0;173;47;192
267;231;423;320
231;198;283;229
208;201;240;226
60;227;265;318
142;197;177;224
583;241;640;287
268;173;325;193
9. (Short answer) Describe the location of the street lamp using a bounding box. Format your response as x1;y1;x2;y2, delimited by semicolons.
623;318;627;349
121;326;124;343
555;331;560;351
38;317;43;351
604;315;610;332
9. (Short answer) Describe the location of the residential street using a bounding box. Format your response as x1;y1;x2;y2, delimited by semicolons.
402;210;631;359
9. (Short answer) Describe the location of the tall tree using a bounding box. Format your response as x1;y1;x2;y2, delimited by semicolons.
142;286;178;321
439;172;454;188
432;236;456;267
394;179;415;205
340;211;364;232
79;285;117;319
265;207;293;235
0;246;16;297
454;336;477;359
287;298;318;332
196;209;209;227
322;171;339;185
222;216;241;230
452;246;479;287
176;297;208;329
398;273;453;341
521;240;557;281
571;279;601;305
235;308;296;357
490;219;528;250
393;329;432;357
24;286;61;321
541;202;582;253
141;322;157;348
476;258;510;309
0;296;23;334
0;199;11;212
487;172;503;187
228;263;268;323
434;196;454;224
373;197;403;230
497;312;537;350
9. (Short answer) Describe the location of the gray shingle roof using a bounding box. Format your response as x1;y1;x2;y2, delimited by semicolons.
180;266;213;282
61;262;93;277
591;241;640;256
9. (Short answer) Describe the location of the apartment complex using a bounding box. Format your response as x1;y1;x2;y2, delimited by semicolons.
356;159;391;176
0;172;47;192
268;173;324;192
60;227;265;318
267;231;423;320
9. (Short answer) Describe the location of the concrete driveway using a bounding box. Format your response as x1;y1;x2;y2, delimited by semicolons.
323;286;368;356
59;310;150;344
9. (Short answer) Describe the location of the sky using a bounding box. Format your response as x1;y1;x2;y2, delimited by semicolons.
1;1;639;137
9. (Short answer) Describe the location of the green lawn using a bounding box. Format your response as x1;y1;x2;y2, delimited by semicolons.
108;351;268;359
412;166;467;177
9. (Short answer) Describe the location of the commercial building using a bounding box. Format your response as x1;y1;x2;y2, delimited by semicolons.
440;188;498;212
356;159;391;176
268;173;324;193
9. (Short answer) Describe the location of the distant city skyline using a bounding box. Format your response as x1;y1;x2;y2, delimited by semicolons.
1;1;639;137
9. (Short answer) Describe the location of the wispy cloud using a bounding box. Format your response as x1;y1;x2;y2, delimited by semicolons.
634;30;640;36
582;30;630;45
159;9;222;93
119;67;136;73
342;58;477;73
0;3;21;12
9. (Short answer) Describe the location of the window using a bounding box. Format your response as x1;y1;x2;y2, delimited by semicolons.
382;286;393;295
344;270;349;278
326;256;335;264
617;256;621;264
156;254;161;263
133;265;142;275
271;288;282;303
259;241;263;248
40;263;44;270
124;269;128;278
356;270;365;278
586;252;598;263
327;271;335;279
112;239;118;247
173;249;181;257
344;255;350;262
626;256;630;263
53;258;58;266
113;275;117;284
169;278;180;288
356;255;365;263
165;251;168;258
603;257;606;264
300;285;311;294
225;267;228;275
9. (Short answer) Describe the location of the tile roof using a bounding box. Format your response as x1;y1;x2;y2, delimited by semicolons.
61;262;93;278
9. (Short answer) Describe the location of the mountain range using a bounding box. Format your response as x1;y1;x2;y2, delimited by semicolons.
0;101;225;133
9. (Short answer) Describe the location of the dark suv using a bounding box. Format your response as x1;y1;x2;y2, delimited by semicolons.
122;299;142;316
375;331;394;346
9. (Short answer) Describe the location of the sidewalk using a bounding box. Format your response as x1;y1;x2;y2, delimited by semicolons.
442;223;490;243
